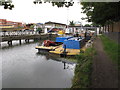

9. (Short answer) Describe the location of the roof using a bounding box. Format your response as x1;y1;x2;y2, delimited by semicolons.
45;21;66;26
37;23;43;25
69;25;98;28
68;25;82;27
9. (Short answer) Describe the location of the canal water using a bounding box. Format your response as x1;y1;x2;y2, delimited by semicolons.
1;40;75;88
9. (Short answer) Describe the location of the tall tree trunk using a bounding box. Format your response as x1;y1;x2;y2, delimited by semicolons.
105;25;106;33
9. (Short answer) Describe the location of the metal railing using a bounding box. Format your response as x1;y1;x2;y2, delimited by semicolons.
0;31;41;37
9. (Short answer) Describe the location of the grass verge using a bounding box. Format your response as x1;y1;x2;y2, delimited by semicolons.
71;47;96;88
100;35;120;69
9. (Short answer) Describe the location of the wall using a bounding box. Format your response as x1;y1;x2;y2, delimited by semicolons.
101;21;120;43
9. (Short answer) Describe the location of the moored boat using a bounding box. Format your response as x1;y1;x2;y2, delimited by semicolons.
35;36;87;56
49;37;86;56
35;36;73;52
35;40;62;52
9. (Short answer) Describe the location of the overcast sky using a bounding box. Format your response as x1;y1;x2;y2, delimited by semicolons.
0;0;90;25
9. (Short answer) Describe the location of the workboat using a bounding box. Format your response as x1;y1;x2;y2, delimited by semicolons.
49;37;86;56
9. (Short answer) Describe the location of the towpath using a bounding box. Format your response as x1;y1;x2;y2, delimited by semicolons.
91;37;118;88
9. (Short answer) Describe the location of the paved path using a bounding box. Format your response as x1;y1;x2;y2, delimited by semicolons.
91;37;118;88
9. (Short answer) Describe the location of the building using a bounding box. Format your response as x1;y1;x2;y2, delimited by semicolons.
0;19;14;29
67;25;83;34
0;19;7;25
34;23;44;31
0;19;23;29
44;21;67;33
13;22;23;27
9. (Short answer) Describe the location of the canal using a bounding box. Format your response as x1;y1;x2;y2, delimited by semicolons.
1;40;75;88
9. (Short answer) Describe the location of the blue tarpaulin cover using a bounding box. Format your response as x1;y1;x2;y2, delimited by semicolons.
63;40;80;49
56;37;73;43
63;37;85;49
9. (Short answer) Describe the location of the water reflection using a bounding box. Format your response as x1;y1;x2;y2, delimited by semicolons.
36;51;76;70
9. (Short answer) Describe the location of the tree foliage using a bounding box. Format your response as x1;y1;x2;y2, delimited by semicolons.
81;2;120;26
84;24;91;27
33;0;74;8
69;20;75;26
0;0;14;10
0;0;74;9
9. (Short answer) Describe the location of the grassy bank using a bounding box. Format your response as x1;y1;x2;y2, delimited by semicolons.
100;35;120;69
71;47;96;88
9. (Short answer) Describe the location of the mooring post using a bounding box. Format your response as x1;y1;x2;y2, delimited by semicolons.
28;39;29;43
25;39;27;43
25;39;29;43
63;44;66;58
8;40;12;46
19;39;22;45
63;62;66;69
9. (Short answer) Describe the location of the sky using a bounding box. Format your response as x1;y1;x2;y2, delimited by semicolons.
0;0;90;25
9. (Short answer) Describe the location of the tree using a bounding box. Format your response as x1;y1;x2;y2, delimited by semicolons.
37;27;42;34
84;24;91;27
81;2;120;26
33;0;74;8
0;0;14;10
0;0;74;10
69;21;75;26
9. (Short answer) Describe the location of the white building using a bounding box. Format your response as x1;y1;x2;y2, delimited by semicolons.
68;25;84;34
44;21;67;34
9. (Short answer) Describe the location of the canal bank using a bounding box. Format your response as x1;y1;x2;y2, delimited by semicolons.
70;47;96;88
1;40;75;88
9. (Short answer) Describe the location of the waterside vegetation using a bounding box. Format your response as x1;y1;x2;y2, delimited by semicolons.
71;47;96;88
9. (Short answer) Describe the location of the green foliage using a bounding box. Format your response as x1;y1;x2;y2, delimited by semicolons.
0;0;14;10
84;24;91;27
71;47;96;88
69;21;75;26
33;0;74;8
37;27;42;31
30;25;34;28
1;0;74;10
100;35;120;69
81;2;120;26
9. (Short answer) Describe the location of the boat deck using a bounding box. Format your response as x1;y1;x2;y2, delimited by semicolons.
35;45;61;51
49;46;86;56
